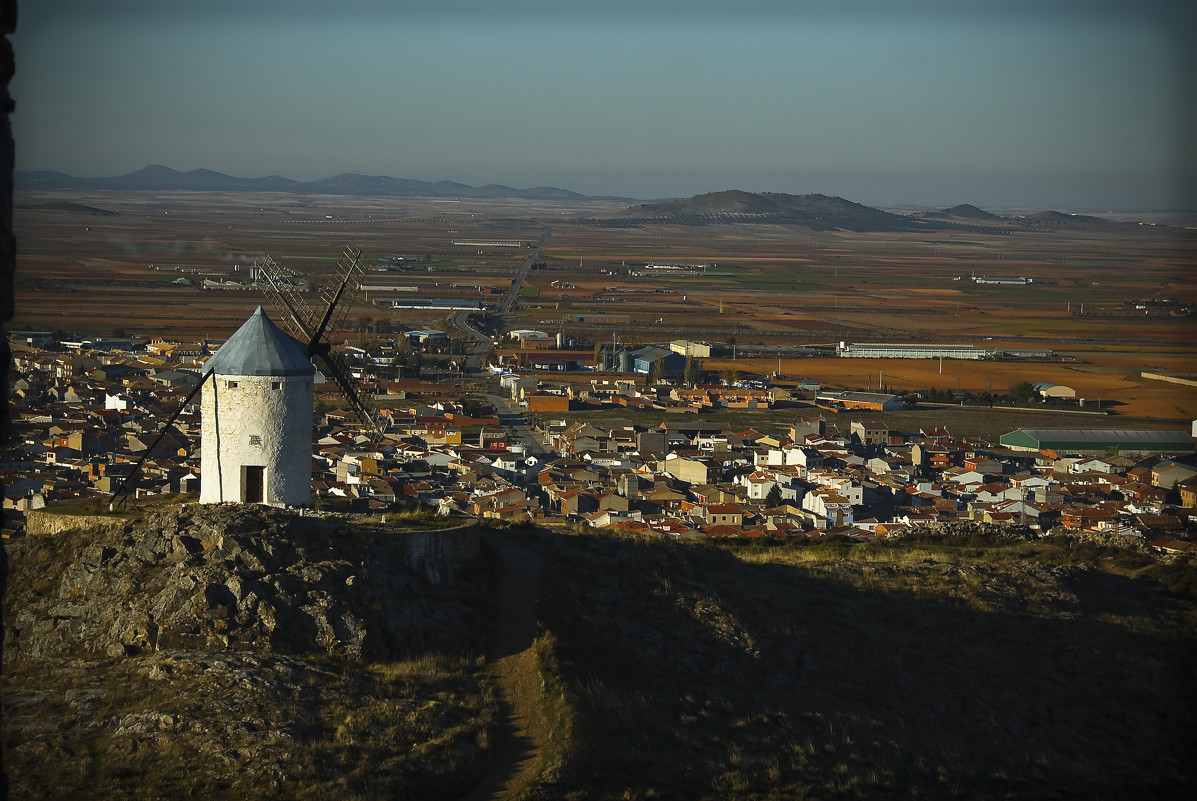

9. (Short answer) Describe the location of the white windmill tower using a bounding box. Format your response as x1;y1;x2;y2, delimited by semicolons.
199;306;315;506
109;245;379;510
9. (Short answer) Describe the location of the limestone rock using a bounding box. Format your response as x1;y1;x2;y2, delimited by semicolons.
4;504;480;663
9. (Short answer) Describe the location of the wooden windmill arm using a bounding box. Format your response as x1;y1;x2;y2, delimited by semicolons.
317;351;384;438
110;370;213;510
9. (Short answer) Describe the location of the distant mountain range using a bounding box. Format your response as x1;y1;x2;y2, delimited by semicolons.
16;167;1134;232
14;164;602;201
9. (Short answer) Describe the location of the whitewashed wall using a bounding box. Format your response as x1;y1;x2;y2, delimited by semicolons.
200;374;313;506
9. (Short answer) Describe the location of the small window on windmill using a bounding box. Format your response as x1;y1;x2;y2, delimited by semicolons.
271;381;282;390
248;434;262;447
227;380;239;389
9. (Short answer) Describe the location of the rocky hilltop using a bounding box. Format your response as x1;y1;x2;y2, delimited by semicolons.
7;510;1196;799
2;504;495;799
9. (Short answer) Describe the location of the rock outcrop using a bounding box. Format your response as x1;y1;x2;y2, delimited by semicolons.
2;503;494;800
6;504;481;663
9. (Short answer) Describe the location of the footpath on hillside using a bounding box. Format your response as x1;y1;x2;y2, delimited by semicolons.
459;530;547;801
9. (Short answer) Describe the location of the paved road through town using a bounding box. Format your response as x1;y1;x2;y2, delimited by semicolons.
450;226;550;377
449;228;553;456
485;393;548;456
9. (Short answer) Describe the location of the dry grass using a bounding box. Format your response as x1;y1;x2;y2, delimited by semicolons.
1;652;498;801
517;527;1197;800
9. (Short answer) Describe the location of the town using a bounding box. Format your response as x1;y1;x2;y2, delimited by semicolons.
7;325;1196;554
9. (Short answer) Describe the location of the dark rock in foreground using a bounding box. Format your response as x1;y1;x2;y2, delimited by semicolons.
2;504;494;800
6;504;480;662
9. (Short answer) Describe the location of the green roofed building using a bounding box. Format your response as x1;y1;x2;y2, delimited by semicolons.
1000;428;1194;454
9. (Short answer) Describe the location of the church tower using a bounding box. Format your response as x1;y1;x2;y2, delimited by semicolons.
200;306;315;506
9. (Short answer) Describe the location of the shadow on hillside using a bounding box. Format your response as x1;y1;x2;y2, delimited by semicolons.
514;527;1196;800
480;531;543;662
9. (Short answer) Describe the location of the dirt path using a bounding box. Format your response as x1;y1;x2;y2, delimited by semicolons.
459;531;547;801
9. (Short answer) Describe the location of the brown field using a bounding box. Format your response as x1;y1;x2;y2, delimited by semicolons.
707;357;1197;421
12;189;1197;422
12;190;564;339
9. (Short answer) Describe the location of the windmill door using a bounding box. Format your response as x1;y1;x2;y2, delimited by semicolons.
245;466;265;503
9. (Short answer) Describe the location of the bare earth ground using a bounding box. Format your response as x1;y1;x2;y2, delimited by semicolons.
459;531;546;801
704;356;1197;420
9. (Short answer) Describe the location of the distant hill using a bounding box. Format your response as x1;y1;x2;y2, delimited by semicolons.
905;203;1020;232
14;165;597;201
14;199;118;215
941;203;1002;220
607;190;917;232
931;203;1005;221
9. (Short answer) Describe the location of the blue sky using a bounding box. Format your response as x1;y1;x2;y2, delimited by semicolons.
11;0;1195;209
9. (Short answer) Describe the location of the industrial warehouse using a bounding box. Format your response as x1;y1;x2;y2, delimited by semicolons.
836;342;992;360
999;428;1195;454
816;390;905;412
834;341;1055;360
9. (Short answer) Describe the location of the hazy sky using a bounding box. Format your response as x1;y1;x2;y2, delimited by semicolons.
11;0;1195;209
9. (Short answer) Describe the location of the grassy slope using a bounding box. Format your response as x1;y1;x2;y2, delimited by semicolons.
518;528;1197;800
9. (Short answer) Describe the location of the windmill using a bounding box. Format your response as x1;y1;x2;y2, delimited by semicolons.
255;243;383;438
109;244;381;509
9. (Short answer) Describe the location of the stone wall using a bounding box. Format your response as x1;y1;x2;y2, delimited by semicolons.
24;507;481;580
395;523;481;583
25;510;127;537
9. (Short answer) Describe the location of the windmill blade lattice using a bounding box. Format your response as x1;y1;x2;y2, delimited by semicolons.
256;255;320;340
316;348;381;435
313;246;368;344
256;244;385;438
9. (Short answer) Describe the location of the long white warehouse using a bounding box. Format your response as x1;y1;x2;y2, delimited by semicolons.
836;342;992;360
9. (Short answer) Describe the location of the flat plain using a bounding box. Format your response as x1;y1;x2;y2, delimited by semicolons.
12;189;1197;420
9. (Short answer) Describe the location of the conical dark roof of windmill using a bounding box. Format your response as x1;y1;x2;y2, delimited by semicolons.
203;306;315;377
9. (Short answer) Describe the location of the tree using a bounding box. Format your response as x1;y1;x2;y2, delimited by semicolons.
593;342;604;367
648;353;665;385
1011;381;1037;406
765;484;783;507
684;355;702;387
460;396;490;417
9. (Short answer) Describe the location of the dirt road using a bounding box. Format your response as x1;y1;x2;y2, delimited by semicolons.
459;531;547;801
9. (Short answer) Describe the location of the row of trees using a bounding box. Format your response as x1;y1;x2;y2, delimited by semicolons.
919;381;1043;407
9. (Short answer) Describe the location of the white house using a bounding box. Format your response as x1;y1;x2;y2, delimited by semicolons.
803;489;855;528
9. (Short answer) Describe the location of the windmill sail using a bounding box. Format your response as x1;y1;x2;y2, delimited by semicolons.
316;348;381;435
110;370;212;509
256;244;383;437
257;254;320;340
312;246;367;346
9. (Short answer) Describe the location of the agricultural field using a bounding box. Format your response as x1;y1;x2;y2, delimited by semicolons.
11;191;565;338
11;189;1197;422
